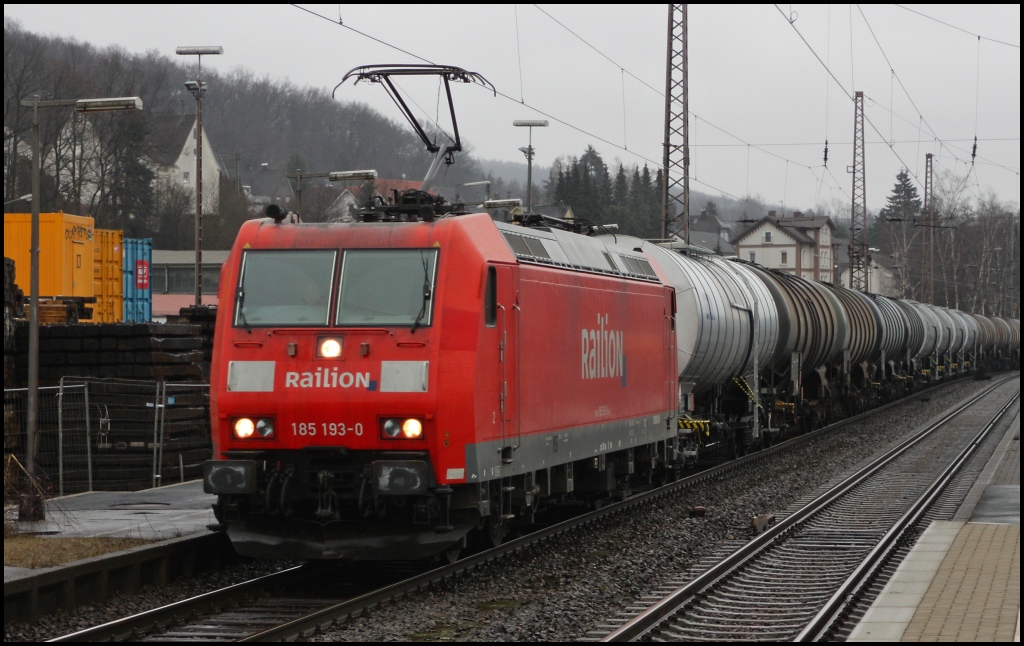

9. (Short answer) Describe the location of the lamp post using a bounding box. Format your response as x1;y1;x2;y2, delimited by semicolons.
18;96;142;519
176;46;223;307
513;120;548;213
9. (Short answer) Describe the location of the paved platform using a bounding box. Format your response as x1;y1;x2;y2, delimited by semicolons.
848;408;1020;642
5;480;215;583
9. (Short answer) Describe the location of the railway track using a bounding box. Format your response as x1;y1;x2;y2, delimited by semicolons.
590;376;1018;642
49;376;1014;642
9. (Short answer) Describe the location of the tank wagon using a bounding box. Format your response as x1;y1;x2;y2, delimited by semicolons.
202;65;1019;561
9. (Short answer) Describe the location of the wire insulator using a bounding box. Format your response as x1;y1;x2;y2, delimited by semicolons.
971;136;977;165
823;140;829;168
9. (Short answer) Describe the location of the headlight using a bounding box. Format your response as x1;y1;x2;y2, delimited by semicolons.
233;417;274;439
317;337;343;358
234;418;255;439
380;417;424;440
256;418;275;438
401;418;423;439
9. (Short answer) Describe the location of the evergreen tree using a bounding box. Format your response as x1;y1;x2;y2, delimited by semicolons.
879;169;921;222
102;113;155;237
612;164;629;207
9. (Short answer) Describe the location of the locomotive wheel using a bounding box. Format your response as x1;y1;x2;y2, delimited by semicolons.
485;515;508;548
442;544;461;564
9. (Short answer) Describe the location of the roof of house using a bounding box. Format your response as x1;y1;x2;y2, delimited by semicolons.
236;166;295;201
833;237;900;273
691;210;730;233
148;113;195;166
152;293;219;317
732;214;834;246
689;230;734;253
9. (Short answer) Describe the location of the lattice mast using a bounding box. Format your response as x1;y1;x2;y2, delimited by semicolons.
849;91;868;292
922;152;934;303
661;4;689;242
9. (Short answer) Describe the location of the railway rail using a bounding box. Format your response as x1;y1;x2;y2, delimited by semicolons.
592;376;1018;642
49;376;1015;642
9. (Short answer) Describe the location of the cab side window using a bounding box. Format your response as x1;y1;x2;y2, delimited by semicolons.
485;267;497;327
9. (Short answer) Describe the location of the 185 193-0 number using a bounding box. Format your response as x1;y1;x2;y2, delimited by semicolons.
292;422;364;437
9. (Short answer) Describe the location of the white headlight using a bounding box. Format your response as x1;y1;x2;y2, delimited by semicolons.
234;418;255;438
401;418;423;439
319;338;342;358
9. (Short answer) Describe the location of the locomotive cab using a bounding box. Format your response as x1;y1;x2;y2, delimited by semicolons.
206;210;480;559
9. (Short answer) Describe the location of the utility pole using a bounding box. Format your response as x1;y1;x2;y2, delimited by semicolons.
849;91;868;292
661;4;689;242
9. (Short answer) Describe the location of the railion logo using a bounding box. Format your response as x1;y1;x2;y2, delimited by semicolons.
581;314;626;386
285;367;377;390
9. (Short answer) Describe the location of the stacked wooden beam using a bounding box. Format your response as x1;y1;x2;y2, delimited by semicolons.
165;306;217;381
12;323;205;386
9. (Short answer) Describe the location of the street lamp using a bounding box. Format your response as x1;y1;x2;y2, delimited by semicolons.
4;194;32;207
176;45;223;307
455;180;491;205
513;120;548;213
18;95;142;519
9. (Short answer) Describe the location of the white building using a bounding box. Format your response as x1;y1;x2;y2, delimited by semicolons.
148;113;225;214
731;212;838;282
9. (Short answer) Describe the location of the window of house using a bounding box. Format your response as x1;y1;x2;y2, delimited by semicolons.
749;251;756;263
781;251;788;265
183;171;190;182
764;231;772;243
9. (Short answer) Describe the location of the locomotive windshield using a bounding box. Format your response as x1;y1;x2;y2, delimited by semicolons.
337;249;438;327
234;250;336;327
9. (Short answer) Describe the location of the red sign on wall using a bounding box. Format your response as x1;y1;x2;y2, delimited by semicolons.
135;260;150;289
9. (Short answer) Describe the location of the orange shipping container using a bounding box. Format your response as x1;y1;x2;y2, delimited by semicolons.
93;228;124;323
3;212;95;299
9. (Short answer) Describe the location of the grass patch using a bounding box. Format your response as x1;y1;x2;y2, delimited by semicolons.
409;622;459;642
477;598;527;612
4;535;157;569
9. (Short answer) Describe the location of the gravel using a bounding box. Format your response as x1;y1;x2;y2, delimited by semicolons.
3;378;1001;642
313;378;1002;642
3;556;301;642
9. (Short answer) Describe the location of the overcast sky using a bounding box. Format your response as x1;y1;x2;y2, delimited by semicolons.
5;4;1020;213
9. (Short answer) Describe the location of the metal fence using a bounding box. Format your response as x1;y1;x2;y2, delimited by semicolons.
3;378;211;496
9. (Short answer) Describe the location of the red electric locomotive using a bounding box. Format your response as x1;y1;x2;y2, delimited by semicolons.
203;65;678;560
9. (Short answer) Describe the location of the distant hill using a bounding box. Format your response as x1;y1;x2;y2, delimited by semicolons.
477;158;551;187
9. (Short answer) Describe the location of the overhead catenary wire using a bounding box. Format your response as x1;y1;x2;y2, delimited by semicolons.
775;6;962;198
893;5;1020;49
855;6;1018;183
514;5;525;103
530;4;837;200
864;100;1019;175
293;3;799;218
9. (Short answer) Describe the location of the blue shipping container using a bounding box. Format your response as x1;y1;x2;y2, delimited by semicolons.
123;238;153;322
